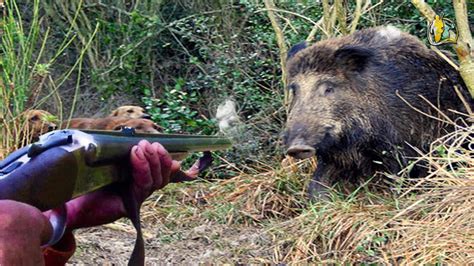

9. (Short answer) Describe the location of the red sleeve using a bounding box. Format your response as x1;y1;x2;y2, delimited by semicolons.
42;231;76;266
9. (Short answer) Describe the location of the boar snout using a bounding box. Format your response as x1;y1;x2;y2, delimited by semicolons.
283;124;317;159
286;144;316;159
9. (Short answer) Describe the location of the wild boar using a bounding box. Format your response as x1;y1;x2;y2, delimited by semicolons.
283;26;473;198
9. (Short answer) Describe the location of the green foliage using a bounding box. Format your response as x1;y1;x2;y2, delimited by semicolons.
142;78;214;133
92;11;164;98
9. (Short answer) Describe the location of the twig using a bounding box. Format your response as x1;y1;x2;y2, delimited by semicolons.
58;0;97;70
350;0;363;34
322;0;331;37
418;94;455;124
262;0;289;111
306;17;325;43
453;85;473;115
430;46;459;70
350;0;371;34
335;0;347;35
257;7;319;26
396;90;452;124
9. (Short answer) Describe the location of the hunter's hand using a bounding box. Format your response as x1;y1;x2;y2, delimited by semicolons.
0;200;53;265
63;140;183;230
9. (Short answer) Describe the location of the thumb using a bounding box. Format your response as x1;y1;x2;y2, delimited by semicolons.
39;210;56;246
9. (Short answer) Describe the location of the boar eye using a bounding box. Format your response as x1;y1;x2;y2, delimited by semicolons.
325;86;334;95
318;82;336;96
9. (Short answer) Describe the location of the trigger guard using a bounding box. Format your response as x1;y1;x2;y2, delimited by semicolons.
43;205;68;247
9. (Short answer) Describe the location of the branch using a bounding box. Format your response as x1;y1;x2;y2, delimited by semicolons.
306;16;325;43
411;0;436;21
263;0;289;109
335;0;348;35
453;0;474;97
322;0;332;37
350;0;371;34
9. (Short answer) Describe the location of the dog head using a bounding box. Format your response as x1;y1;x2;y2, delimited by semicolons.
109;105;151;119
22;110;57;139
112;118;162;133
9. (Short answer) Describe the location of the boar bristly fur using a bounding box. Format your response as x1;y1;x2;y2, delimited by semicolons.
283;26;473;198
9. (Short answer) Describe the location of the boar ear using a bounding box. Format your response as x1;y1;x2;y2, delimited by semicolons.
334;46;374;72
287;42;307;59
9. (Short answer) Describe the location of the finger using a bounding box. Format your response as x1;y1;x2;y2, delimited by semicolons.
130;145;152;190
185;160;200;178
170;170;197;183
170;161;192;183
171;160;181;173
142;141;162;190
184;152;214;178
153;142;172;189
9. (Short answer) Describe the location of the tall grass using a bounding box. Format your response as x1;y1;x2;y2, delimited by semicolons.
0;0;93;158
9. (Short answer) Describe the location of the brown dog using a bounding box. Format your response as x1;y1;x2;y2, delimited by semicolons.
22;110;57;140
109;105;151;119
64;117;162;133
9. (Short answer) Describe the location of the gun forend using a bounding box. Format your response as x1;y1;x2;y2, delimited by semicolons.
0;129;232;211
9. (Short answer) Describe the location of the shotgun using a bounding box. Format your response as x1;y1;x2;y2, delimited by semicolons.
0;128;231;260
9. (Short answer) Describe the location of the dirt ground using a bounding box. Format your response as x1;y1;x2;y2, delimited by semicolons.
69;218;273;264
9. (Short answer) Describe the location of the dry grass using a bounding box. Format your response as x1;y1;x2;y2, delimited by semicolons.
270;122;474;264
140;121;474;264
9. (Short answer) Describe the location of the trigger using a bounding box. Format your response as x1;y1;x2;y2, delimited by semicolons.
43;205;68;247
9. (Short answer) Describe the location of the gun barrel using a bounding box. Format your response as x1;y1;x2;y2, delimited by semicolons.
80;129;232;165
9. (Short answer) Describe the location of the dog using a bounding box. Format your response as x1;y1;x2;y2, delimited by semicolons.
63;117;162;133
109;105;151;119
22;110;57;141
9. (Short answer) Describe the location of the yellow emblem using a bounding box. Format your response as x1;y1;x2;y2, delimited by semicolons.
428;14;458;46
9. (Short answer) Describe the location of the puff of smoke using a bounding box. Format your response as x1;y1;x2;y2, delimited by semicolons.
216;100;242;135
216;99;258;162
